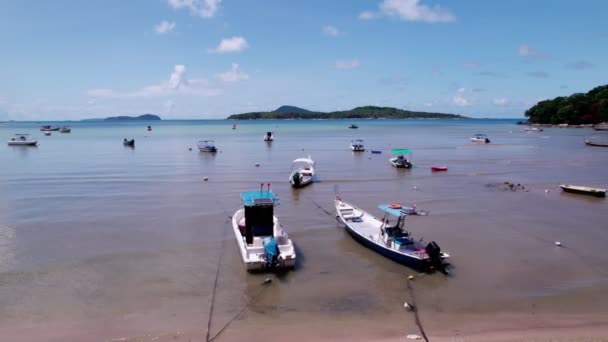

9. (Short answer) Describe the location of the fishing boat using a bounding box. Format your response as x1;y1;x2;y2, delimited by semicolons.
525;127;543;132
123;138;135;146
289;156;315;188
350;139;365;152
559;184;606;198
389;149;412;168
470;133;491;143
231;185;296;272
585;140;608;147
431;166;448;172
264;131;274;141
197;140;217;152
348;124;359;129
335;198;449;273
60;126;71;133
7;134;38;146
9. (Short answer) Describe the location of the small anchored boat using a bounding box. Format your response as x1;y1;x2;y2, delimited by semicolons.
7;134;38;146
232;124;237;130
289;156;315;188
123;138;135;147
431;166;448;172
559;184;606;198
40;125;60;132
348;124;359;129
147;125;152;131
231;185;296;272
525;127;543;132
470;133;491;143
264;131;274;141
44;131;51;136
585;140;608;147
389;149;412;168
350;139;365;152
335;198;449;273
197;140;217;152
60;126;71;133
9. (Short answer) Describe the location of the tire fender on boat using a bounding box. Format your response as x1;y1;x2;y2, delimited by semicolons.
388;203;402;209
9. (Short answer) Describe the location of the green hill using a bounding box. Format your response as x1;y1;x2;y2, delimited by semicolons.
525;85;608;124
272;105;315;114
227;106;466;120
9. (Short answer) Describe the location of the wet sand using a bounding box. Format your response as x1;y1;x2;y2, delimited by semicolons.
1;120;607;341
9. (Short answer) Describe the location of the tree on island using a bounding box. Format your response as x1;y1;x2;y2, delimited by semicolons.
525;85;608;124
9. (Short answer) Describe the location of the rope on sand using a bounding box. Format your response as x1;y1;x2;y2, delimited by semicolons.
406;280;429;342
205;201;232;342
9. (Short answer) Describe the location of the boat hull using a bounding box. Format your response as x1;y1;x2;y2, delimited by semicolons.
7;141;37;146
431;166;448;171
585;141;608;147
350;146;365;152
560;185;606;198
389;158;412;168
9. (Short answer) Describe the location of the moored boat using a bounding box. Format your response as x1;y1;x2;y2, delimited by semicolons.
197;140;217;152
470;133;491;143
231;185;296;272
585;140;608;147
525;127;543;132
350;139;365;152
431;166;448;172
60;126;71;133
348;124;359;129
289;156;315;188
559;184;606;198
389;149;412;168
123;138;135;146
264;131;274;141
44;131;51;136
335;198;449;273
7;134;38;146
40;125;60;132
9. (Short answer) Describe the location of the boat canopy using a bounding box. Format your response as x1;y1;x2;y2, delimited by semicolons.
199;140;215;144
351;139;364;143
241;191;279;206
292;158;314;165
391;149;411;155
474;133;487;137
378;204;406;217
15;133;29;136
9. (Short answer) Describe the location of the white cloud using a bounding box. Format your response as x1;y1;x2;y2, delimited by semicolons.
360;0;456;23
210;36;249;54
216;63;250;83
518;44;548;59
335;59;361;70
322;25;340;37
424;102;433;107
493;98;509;106
452;88;470;107
565;60;594;70
154;21;176;34
463;61;480;68
168;0;220;18
87;98;96;105
87;64;220;98
527;71;549;78
164;99;174;113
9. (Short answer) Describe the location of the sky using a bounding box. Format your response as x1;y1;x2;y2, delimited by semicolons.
0;0;606;120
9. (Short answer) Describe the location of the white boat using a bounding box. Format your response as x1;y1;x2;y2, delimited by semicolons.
335;198;449;273
197;140;217;152
60;126;71;133
350;139;365;152
7;134;38;146
44;131;51;136
525;127;543;132
264;131;274;141
389;149;412;168
559;184;607;198
470;133;491;143
231;187;296;272
289;156;315;188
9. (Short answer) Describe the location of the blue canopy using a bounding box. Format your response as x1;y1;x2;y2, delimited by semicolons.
241;191;279;206
474;133;487;137
378;204;406;217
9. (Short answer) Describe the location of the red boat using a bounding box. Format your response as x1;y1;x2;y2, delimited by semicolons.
431;166;448;172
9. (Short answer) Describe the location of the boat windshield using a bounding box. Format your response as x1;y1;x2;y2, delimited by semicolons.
352;139;364;144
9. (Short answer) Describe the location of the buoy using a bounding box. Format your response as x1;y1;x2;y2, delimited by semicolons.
403;302;412;310
545;189;549;193
555;241;562;247
413;186;418;190
408;275;415;280
203;177;208;181
188;148;192;151
263;278;272;284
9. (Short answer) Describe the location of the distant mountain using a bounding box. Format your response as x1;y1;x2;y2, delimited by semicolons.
227;106;466;120
82;114;162;122
272;105;315;114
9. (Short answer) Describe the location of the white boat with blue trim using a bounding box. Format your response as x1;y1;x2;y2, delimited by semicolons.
232;186;296;272
289;156;315;188
197;140;217;152
7;134;38;146
470;133;491;143
335;198;449;273
350;139;365;152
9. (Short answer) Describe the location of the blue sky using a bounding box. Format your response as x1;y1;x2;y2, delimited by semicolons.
0;0;606;120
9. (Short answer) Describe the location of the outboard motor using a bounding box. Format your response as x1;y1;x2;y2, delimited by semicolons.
292;172;301;186
425;241;447;274
263;237;280;269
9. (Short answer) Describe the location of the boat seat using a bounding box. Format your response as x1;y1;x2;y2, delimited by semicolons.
342;210;364;221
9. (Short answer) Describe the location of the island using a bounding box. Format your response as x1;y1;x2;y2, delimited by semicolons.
227;105;466;120
525;85;608;125
82;114;161;122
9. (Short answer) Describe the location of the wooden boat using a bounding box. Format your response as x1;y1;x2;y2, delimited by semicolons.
431;166;448;172
231;186;296;272
197;140;217;152
585;140;608;147
335;198;449;273
7;134;38;146
389;149;412;168
289;156;315;188
264;131;274;141
123;139;135;146
559;184;606;198
350;139;365;152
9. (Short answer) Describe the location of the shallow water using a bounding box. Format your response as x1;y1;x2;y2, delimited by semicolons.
1;119;607;340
